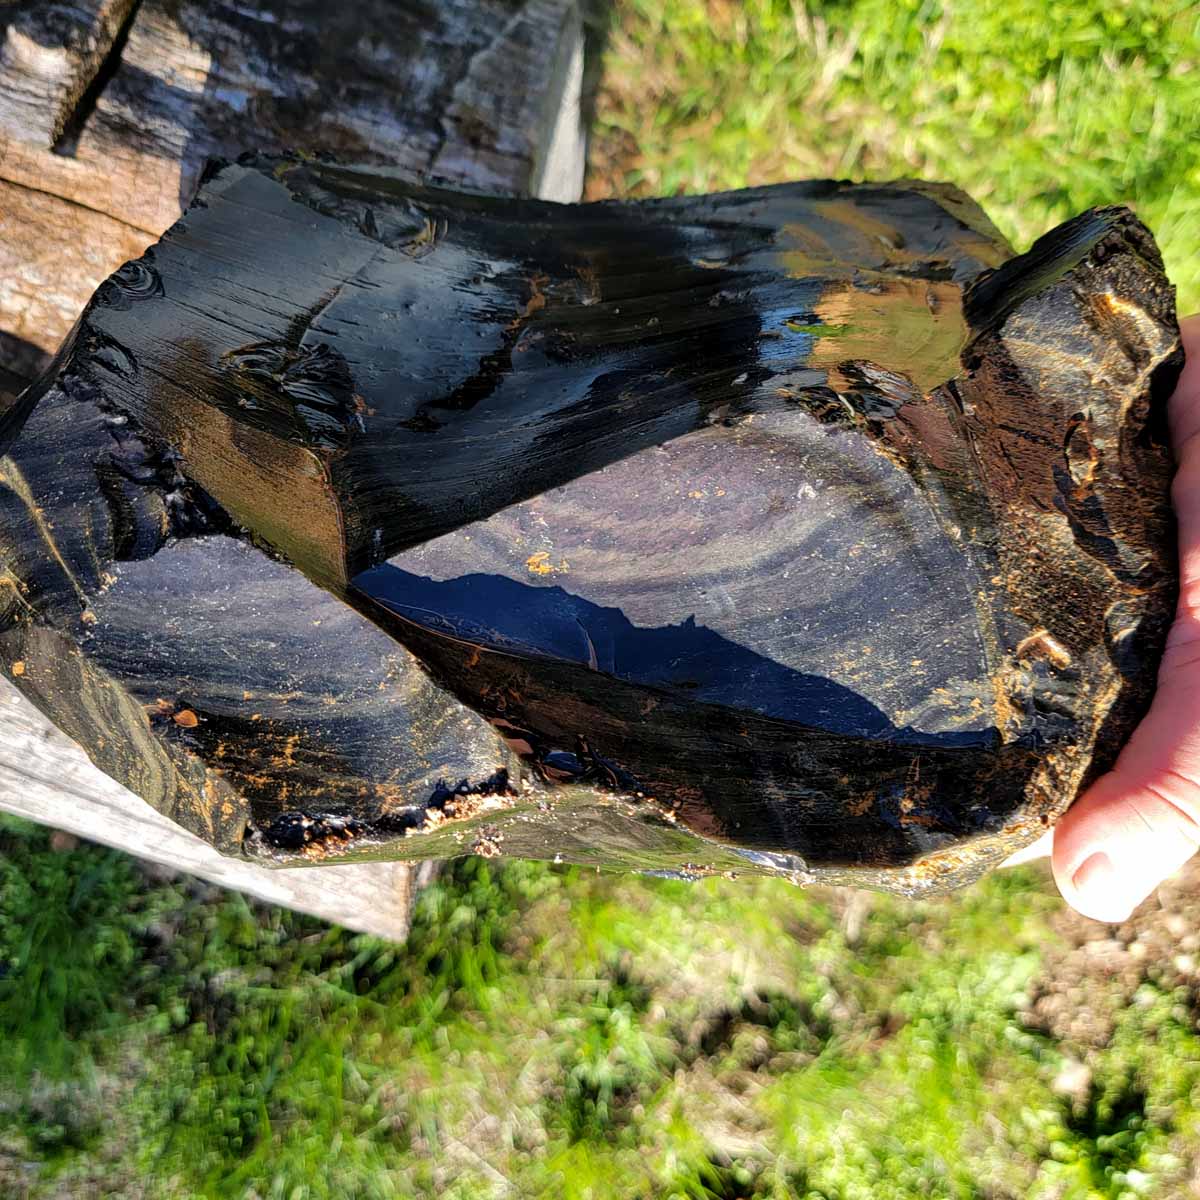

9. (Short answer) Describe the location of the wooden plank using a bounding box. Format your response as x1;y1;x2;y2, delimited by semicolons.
0;178;151;357
529;0;587;203
0;0;585;368
0;0;136;147
0;0;587;939
0;676;433;938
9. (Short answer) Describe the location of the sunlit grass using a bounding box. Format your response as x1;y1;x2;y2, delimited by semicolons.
4;810;1198;1197
589;0;1200;313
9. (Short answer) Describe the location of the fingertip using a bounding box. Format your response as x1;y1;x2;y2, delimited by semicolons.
1051;775;1199;923
1169;312;1200;450
1059;851;1134;924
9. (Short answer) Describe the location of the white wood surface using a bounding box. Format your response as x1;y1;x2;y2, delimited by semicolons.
0;676;436;938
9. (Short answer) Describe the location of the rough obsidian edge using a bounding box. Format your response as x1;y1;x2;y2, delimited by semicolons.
896;205;1183;897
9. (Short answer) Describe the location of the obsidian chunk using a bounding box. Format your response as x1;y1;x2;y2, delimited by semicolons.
0;156;1181;893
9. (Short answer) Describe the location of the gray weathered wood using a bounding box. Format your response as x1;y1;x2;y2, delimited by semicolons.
0;0;136;146
0;676;436;937
0;0;586;361
0;0;587;939
530;0;587;203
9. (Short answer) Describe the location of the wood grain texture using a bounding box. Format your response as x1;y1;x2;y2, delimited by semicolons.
0;178;151;357
0;0;587;937
0;0;136;147
0;0;585;369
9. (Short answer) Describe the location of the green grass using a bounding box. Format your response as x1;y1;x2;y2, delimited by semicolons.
589;0;1200;314
2;816;1199;1198
5;2;1200;1195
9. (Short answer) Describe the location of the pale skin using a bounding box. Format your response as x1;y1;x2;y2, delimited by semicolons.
1006;314;1200;922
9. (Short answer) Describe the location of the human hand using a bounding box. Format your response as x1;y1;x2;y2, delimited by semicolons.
1044;312;1200;921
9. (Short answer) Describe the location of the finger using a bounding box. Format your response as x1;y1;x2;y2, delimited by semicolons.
1051;767;1200;922
1053;635;1200;918
1167;313;1200;452
1167;314;1200;650
1000;829;1052;867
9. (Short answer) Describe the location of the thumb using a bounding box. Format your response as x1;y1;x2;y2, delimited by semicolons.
1051;763;1200;923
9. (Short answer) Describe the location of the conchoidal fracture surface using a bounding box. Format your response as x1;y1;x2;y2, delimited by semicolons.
0;155;1181;892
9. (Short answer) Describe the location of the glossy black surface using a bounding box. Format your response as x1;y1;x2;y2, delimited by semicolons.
0;158;1180;890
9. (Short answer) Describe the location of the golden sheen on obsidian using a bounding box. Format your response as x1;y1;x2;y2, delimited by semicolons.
0;155;1181;894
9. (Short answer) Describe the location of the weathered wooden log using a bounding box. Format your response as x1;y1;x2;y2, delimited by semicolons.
0;155;1182;894
0;0;586;378
0;0;587;937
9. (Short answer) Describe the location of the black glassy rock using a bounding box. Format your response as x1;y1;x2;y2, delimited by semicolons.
0;155;1181;892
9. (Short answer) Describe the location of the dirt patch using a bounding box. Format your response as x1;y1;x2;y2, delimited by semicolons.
1019;857;1200;1050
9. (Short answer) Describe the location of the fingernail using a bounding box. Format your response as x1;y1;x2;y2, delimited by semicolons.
1071;851;1140;923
